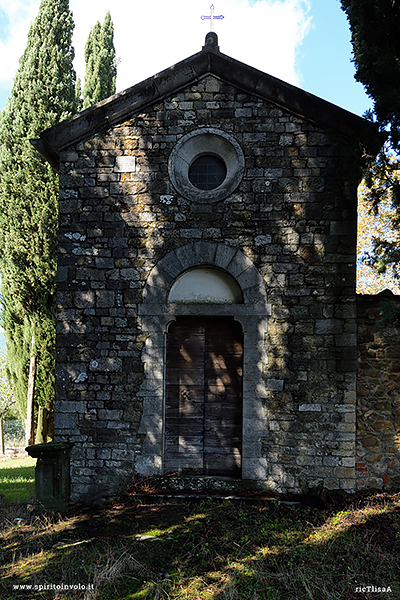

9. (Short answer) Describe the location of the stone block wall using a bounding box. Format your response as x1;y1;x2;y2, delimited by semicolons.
55;74;362;503
356;293;400;489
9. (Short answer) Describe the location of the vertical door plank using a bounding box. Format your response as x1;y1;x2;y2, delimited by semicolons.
165;318;205;474
165;317;243;476
204;319;243;476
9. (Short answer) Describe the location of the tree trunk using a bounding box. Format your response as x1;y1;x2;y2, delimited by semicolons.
0;417;4;455
47;410;54;442
35;406;48;444
25;336;36;447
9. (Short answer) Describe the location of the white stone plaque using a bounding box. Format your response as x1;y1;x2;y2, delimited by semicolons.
114;156;136;172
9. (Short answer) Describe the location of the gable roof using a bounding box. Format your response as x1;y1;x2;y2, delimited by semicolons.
33;32;384;171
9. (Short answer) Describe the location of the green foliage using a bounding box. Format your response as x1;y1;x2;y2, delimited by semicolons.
357;154;400;285
340;0;400;150
3;420;25;445
0;352;14;419
75;77;83;112
379;301;400;326
340;1;400;281
82;11;117;109
0;0;77;434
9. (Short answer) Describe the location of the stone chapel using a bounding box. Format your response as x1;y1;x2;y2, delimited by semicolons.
35;32;390;504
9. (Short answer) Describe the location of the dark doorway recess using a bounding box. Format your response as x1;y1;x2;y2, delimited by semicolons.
165;316;243;476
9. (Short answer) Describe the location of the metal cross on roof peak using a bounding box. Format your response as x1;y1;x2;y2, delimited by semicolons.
201;4;224;31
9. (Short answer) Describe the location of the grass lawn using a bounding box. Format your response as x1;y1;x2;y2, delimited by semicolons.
0;484;399;599
0;454;36;503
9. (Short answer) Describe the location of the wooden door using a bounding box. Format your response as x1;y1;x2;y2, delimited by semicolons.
165;317;243;476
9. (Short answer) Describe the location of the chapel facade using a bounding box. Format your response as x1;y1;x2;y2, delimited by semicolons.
36;33;384;503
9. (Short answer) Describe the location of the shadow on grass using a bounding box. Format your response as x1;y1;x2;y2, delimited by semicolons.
0;493;399;599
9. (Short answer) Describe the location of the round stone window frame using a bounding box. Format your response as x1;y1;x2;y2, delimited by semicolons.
168;128;245;203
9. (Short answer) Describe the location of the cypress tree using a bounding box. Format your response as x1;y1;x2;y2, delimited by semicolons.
0;0;77;441
83;11;117;109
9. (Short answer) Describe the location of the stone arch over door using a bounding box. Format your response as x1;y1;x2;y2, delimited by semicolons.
137;242;271;481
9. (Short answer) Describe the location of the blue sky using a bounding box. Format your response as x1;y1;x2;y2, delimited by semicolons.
298;1;371;115
0;0;371;115
0;0;374;349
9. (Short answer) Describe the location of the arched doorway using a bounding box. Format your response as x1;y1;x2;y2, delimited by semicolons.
165;316;243;476
136;242;271;482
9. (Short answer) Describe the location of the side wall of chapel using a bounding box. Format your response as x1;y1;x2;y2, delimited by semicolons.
356;294;400;490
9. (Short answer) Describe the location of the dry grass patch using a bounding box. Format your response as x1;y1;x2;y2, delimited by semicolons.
0;491;399;599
